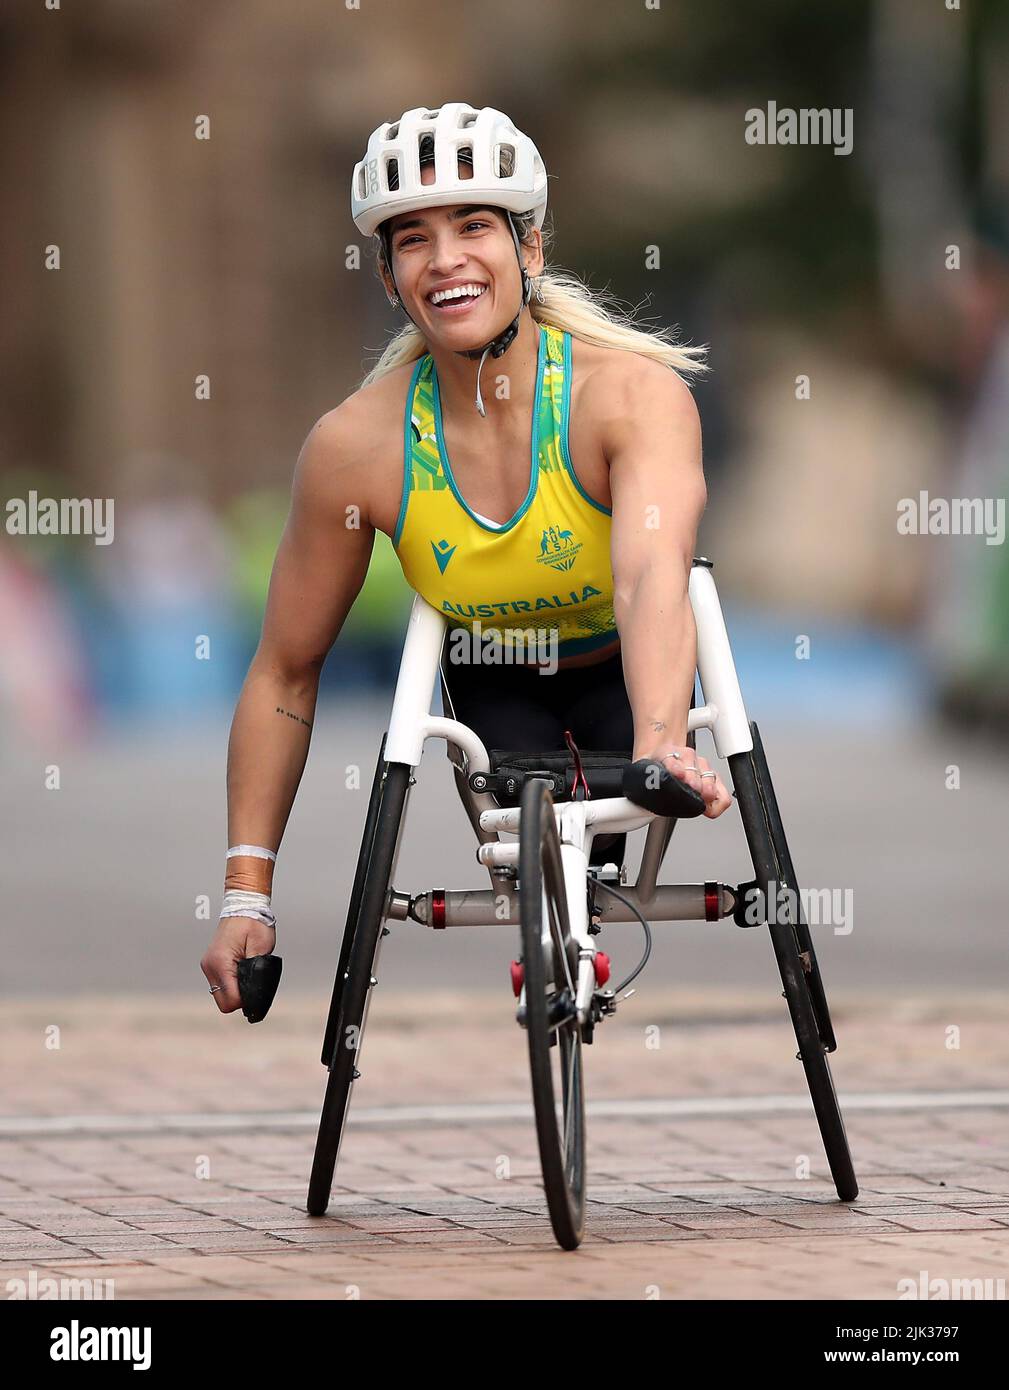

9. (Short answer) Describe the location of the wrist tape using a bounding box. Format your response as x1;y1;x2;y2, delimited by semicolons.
220;845;277;929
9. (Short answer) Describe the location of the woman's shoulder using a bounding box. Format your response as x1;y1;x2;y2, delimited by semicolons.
566;334;698;419
566;331;688;383
312;360;420;459
296;360;421;533
337;358;421;428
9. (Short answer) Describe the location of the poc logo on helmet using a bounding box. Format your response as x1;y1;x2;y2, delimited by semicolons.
367;158;380;194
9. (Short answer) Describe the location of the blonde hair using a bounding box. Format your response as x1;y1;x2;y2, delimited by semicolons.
360;212;708;387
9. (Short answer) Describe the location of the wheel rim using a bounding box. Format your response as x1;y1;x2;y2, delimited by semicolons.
520;780;586;1246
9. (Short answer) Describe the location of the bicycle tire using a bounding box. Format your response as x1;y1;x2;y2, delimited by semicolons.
307;760;412;1216
730;746;859;1203
750;722;836;1051
320;736;388;1068
518;777;587;1250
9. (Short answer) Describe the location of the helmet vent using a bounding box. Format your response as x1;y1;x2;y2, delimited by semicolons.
352;107;547;238
494;143;515;177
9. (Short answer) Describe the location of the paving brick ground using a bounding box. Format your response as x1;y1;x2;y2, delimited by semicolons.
1;989;1007;1299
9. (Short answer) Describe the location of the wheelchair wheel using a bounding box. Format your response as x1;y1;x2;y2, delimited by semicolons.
729;737;858;1204
749;722;836;1051
319;737;388;1069
518;777;586;1250
307;758;411;1216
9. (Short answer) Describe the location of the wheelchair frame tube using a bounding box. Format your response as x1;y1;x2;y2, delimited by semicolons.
689;562;753;759
384;596;448;768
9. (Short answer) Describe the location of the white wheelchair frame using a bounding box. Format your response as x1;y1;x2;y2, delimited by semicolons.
381;558;751;1027
307;555;857;1225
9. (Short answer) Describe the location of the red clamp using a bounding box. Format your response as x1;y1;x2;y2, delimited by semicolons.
510;960;524;997
593;951;611;986
431;889;446;929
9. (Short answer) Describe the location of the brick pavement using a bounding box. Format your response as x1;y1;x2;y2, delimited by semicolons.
1;990;1007;1299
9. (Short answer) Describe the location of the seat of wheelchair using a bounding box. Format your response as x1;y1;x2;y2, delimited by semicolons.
473;749;632;808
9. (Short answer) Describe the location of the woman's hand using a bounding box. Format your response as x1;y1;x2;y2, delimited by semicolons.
637;744;733;819
201;917;277;1014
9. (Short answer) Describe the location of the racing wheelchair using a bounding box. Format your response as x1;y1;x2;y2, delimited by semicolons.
242;557;858;1251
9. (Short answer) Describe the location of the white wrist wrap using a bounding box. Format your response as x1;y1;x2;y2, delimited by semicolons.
222;844;278;929
220;888;276;930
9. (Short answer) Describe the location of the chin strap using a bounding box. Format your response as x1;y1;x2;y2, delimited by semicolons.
381;213;532;418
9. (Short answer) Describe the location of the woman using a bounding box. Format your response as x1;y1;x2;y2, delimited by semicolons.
202;102;731;1011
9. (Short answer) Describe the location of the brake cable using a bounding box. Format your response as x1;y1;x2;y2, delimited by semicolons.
562;731;650;994
589;876;653;996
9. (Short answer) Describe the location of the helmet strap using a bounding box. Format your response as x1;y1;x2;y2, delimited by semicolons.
380;213;533;418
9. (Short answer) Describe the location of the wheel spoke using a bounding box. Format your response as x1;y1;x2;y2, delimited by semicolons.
546;900;576;996
561;1030;577;1155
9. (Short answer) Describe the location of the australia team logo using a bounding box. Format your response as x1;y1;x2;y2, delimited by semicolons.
535;524;583;573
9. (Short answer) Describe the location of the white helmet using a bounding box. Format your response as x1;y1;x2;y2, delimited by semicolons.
351;102;548;238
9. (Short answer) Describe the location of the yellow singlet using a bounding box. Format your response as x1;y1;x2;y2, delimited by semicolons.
393;324;617;657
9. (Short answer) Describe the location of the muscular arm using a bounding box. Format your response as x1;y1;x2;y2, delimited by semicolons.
604;361;706;756
226;404;376;851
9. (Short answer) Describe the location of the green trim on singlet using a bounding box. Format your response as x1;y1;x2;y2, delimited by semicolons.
560;330;612;517
393;356;427;549
430;326;547;534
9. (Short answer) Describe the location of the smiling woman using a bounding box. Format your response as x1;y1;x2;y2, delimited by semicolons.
360;118;706;401
362;116;549;417
202;100;731;1017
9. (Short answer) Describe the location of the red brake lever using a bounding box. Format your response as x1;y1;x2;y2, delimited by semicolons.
564;728;591;801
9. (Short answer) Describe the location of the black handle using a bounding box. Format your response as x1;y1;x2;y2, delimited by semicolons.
622;758;707;819
236;954;283;1023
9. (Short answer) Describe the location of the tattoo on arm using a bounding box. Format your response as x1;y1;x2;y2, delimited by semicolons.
276;706;312;730
649;718;666;734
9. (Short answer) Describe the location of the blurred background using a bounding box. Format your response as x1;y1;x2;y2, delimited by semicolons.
2;0;1007;1004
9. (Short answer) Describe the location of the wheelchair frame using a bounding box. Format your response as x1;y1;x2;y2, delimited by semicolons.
308;557;858;1225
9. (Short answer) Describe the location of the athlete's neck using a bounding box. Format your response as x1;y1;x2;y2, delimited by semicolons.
427;312;541;426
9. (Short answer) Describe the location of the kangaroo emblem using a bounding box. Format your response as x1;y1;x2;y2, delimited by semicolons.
536;525;580;572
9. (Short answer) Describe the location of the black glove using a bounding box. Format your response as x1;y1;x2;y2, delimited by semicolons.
622;758;707;819
236;954;283;1023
